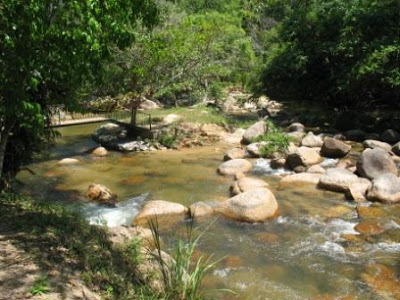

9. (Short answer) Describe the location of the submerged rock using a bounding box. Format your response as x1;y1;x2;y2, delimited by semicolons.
367;173;400;204
361;264;400;299
231;176;269;195
189;202;214;218
217;159;252;176
280;173;322;186
356;148;398;180
215;188;278;223
133;200;188;226
86;183;117;205
58;158;80;165
320;137;351;158
241;121;267;144
92;146;108;157
355;221;385;235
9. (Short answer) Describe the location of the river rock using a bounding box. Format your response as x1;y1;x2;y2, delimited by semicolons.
93;123;127;141
318;168;369;194
280;173;322;186
223;148;246;161
215;188;278;223
391;142;400;156
133;200;188;226
320;137;351;158
367;173;400;204
288;122;305;132
241;121;267;144
231;177;269;195
301;132;323;147
246;142;267;158
361;264;400;299
355;221;385;235
270;158;286;169
287;131;306;144
189;202;214;218
363;140;392;152
380;129;399;143
286;147;323;170
139;99;159;110
92;146;108;157
86;183;117;205
58;158;80;165
356;206;385;219
307;165;326;174
200;123;226;137
356;148;398;180
217;159;252;176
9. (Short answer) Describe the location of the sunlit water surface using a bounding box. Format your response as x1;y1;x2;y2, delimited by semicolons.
17;123;400;299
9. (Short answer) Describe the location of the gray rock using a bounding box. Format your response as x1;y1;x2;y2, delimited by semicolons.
363;140;392;152
307;165;326;174
246;142;268;158
189;202;214;218
215;188;278;223
367;173;400;204
287;131;306;144
301;132;323;147
320;137;351;158
380;129;399;143
280;173;322;185
286;147;323;170
217;159;253;176
288;122;305;132
318;168;370;196
133;200;188;226
224;148;246;161
242;121;267;144
231;177;269;195
356;148;398;180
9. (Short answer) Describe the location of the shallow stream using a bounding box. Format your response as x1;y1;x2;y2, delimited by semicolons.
17;123;400;299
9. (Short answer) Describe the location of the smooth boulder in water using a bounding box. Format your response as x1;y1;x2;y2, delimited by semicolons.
241;121;267;144
133;200;188;226
217;159;252;176
86;183;117;205
286;147;323;170
301;132;323;148
318;168;370;194
223;148;246;161
356;148;398;180
215;188;278;223
231;176;269;195
367;173;400;204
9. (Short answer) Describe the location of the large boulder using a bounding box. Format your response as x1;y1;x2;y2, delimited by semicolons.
93;123;127;142
139;99;159;110
200;123;226;137
241;121;267;144
217;159;252;176
231;176;269;195
307;165;326;174
223;148;246;161
86;183;117;205
288;122;305;132
215;188;278;223
356;148;398;180
246;142;267;158
286;147;323;171
280;173;322;186
301;132;323;148
318;168;371;196
133;200;188;226
320;137;351;158
363;140;392;152
161;114;181;126
108;226;153;245
367;173;400;204
380;129;399;144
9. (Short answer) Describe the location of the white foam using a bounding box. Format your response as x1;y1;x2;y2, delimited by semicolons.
253;158;292;176
83;194;147;227
319;241;346;254
328;219;359;235
320;158;338;168
213;268;232;278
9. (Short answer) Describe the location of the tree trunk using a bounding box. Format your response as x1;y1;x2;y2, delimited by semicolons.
131;107;137;126
0;121;14;183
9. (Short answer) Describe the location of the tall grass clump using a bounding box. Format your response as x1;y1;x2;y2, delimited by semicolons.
147;218;228;300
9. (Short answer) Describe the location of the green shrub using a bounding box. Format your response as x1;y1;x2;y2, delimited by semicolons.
253;122;292;157
157;133;177;148
30;276;51;295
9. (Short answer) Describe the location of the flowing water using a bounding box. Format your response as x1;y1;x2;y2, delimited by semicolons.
17;123;400;299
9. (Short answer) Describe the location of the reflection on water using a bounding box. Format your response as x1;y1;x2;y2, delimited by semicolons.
17;123;400;299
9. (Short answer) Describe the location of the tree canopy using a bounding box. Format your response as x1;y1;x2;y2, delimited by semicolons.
0;0;158;182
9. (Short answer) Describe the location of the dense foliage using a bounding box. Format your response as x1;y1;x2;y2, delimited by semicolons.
0;0;158;182
258;0;400;107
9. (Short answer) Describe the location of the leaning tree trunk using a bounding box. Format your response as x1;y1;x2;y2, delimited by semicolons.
0;121;14;185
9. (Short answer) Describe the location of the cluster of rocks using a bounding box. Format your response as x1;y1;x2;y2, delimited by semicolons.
93;123;158;152
223;119;400;204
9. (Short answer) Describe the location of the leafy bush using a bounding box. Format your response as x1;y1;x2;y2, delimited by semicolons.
157;133;177;148
253;122;292;157
30;276;51;296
